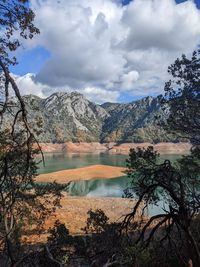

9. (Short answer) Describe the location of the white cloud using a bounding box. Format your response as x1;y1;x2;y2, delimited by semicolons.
17;0;200;102
13;73;46;98
13;73;120;103
121;71;139;90
121;0;200;52
80;87;120;103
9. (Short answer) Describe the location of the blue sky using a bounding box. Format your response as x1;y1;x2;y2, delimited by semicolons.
11;47;50;75
176;0;200;7
124;0;200;5
12;0;200;103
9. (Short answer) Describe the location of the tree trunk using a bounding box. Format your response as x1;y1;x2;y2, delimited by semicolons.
188;259;193;267
186;229;200;267
6;238;15;266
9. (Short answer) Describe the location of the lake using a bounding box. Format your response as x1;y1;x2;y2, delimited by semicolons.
38;153;182;197
38;152;183;216
38;152;181;174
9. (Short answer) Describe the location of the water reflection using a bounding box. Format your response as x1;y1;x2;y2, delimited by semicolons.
38;152;183;216
68;176;132;197
67;176;169;216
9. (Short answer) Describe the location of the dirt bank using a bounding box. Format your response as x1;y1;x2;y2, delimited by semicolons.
47;195;136;235
24;195;138;243
37;142;191;155
36;164;126;184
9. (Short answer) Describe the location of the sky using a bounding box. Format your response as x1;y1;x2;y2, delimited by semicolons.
11;0;200;103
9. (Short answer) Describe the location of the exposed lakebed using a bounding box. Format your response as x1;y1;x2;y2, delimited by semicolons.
37;152;184;217
38;152;182;198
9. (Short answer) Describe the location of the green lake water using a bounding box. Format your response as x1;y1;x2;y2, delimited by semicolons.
68;176;131;197
38;152;181;174
38;152;182;200
38;153;127;174
37;152;183;215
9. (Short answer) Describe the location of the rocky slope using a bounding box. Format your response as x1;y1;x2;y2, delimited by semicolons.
101;96;172;142
24;92;108;142
5;91;179;143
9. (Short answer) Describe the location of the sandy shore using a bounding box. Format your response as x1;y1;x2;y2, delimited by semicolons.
25;195;138;243
36;164;126;184
47;195;136;234
37;142;191;155
29;141;191;244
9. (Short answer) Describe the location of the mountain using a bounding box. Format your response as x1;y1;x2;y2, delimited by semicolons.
22;92;108;142
101;96;173;143
5;92;178;143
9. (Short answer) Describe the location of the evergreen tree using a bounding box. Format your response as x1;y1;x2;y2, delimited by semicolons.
124;51;200;267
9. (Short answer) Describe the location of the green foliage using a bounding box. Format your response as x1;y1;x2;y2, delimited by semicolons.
123;50;200;267
83;209;109;234
123;146;200;266
0;1;67;266
0;130;65;264
0;0;39;65
125;244;152;266
48;220;72;246
163;50;200;144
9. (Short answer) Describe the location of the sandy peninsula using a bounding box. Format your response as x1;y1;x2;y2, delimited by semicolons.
36;164;126;184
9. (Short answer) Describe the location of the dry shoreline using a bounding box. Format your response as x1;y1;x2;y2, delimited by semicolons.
47;195;136;234
24;195;138;243
36;164;126;184
34;165;132;241
32;142;191;243
36;142;191;155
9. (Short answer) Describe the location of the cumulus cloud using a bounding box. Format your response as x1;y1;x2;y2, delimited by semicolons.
14;74;47;98
80;87;120;103
121;0;200;52
14;73;119;103
17;0;200;102
30;0;126;89
120;71;139;90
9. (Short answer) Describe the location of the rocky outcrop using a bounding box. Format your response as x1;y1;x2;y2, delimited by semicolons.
22;92;109;143
5;91;183;143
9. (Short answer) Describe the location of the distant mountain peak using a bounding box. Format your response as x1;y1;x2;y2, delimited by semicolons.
5;92;174;143
51;91;84;98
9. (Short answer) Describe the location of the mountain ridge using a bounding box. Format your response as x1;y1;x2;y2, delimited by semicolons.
6;91;178;143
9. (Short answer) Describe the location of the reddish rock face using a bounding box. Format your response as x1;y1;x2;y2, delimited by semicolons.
36;142;191;155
